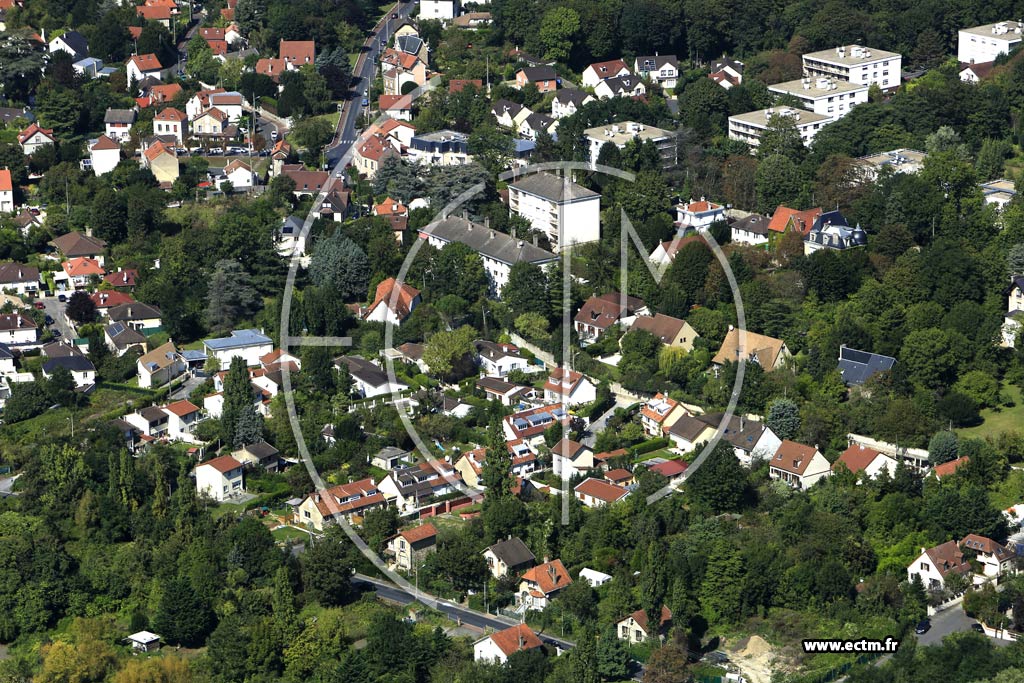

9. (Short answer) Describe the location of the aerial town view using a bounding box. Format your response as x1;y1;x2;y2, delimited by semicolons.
3;0;1024;681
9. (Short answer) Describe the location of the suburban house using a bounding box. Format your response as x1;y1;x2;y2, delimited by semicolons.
476;340;529;377
960;534;1016;582
676;199;726;230
542;368;596;406
933;456;970;480
89;135;121;176
616;606;672;644
223;159;255;190
162;400;204;443
768;440;832;489
185;89;244;121
370;446;410;470
49;30;89;61
0;262;39;296
353;133;401;178
153;108;187;144
648;459;688;482
730;213;770;245
18;123;56;155
454;445;537;489
123;405;170;440
574;292;648;345
635;54;679;89
203;329;273;367
574;477;630;508
503;403;569;447
709;58;745;89
420;215;558;296
831;444;898;480
551;90;596;119
378;94;413;121
803;211;867;253
801;45;902;90
483;537;536;579
959;22;1023;64
0;313;38;347
907;540;972;591
194;455;245;501
581;59;631;87
334;355;409;398
960;61;996;82
103;108;136;142
551;438;595;481
593;75;646;99
136;341;185;389
42;354;96;390
650;235;707;265
381;49;428;96
363;277;421;325
584;121;676;170
837;346;896;386
515;66;559;93
280;165;329;198
108;302;162;331
476;376;538;406
507;171;600;250
231;441;282;471
0;169;11;213
294;478;385;530
767;205;823;242
407;130;472;166
728;107;831;150
492;99;528;128
386;523;438;571
518;112;558;141
377;461;461;512
141;141;179;186
518;559;572;610
767;77;868;121
419;0;459;20
55;257;105;290
126;54;165;83
473;624;543;664
630;313;699;351
105;322;147;356
712;327;791;372
640;393;688;438
191;108;230;136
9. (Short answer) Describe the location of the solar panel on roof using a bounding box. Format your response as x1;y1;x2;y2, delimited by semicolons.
110;322;125;335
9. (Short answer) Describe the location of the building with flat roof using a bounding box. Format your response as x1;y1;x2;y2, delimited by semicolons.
958;22;1024;64
855;149;927;181
801;45;901;90
507;172;600;249
583;121;676;170
768;76;868;120
728;107;831;150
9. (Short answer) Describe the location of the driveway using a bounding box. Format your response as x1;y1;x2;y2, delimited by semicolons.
581;397;630;447
38;296;76;340
169;374;206;401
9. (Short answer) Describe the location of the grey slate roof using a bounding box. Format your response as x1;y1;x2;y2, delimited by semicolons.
491;99;524;118
524;112;555;132
424;216;557;267
396;35;423;56
553;89;591;106
731;213;769;236
508;171;598;202
105;322;146;350
109;302;162;322
837;346;896;386
43;355;95;373
243;441;280;458
334;355;390;388
519;65;558;82
695;412;769;453
55;31;89;58
486;537;535;568
104;108;137;125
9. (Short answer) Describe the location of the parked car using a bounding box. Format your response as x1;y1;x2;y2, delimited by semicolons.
207;147;223;156
33;301;45;310
915;620;930;634
44;315;54;325
57;294;66;302
971;623;985;633
270;130;278;141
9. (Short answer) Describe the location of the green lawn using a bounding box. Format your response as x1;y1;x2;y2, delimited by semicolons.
211;501;249;520
958;384;1024;439
272;526;311;543
634;448;679;463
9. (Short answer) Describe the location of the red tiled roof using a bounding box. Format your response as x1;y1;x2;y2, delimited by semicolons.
767;205;822;235
399;523;437;544
543;368;584;397
155;107;186;122
198;454;243;474
770;440;820;476
63;257;105;277
933;456;969;479
520;559;571;595
18;122;55;145
220;7;235;19
833;444;883;474
143;140;175;162
103;269;139;287
128;53;164;72
200;27;225;40
681;200;722;214
551;437;586;458
91;135;120;151
961;534;1012;560
164;400;200;417
449;79;483;93
623;606;672;633
649;459;688;478
604;468;633;483
136;5;171;21
280;40;315;65
89;290;134;309
0;169;11;193
206;39;228;56
574;477;629;503
640;393;679;424
924;540;972;578
378;95;411;111
374;197;408;216
586;59;629;77
128;27;143;41
488;624;543;657
367;277;419;320
255;58;287;79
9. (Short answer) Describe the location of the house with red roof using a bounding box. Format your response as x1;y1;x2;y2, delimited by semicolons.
932;456;970;480
616;606;672;644
279;164;329;197
280;40;315;68
543;367;597;406
552;437;594;481
450;79;483;93
141;140;179;186
503;403;569;446
90;290;135;314
581;59;632;87
373;197;408;217
574;477;630;508
769;440;832;489
386;523;438;571
353;133;401;178
18;122;55;155
194;455;245;501
907;540;972;591
294;478;385;530
676;198;726;229
639;392;687;438
832;443;898;480
647;459;688;482
518;558;572;610
89;135;121;176
961;534;1016;581
126;54;165;84
56;257;105;290
381;48;428;96
0;168;12;213
767;205;823;244
649;234;707;266
364;277;420;326
135;4;171;26
378;94;412;121
103;268;139;288
573;292;648;345
154;107;187;144
474;624;543;664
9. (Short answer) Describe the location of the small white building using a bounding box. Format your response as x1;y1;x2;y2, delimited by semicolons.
676;198;726;230
153;108;188;145
473;625;543;664
0;313;38;347
635;54;679;90
801;45;901;90
507;171;600;250
579;567;612;587
768;440;832;489
89;136;121;176
730;213;770;245
574;477;629;508
103;109;136;142
551;438;594;481
476;340;529;378
728;107;831;151
364;278;421;326
203;329;274;368
194;455;245;501
581;60;631;87
17;123;56;156
616;607;671;644
126;54;165;84
961;534;1016;582
335;355;408;398
907;540;972;591
767;77;869;121
551;90;596;119
0;262;39;297
42;355;96;389
419;0;459;20
958;22;1024;65
831;444;898;480
543;368;596;406
126;631;161;653
223;159;255;190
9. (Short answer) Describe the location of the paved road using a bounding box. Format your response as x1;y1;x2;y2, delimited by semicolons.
582;397;630;448
39;296;75;341
169;374;206;401
326;0;416;165
0;474;19;498
352;573;576;651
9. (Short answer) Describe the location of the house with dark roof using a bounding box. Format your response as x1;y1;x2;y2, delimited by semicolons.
551;437;594;481
377;460;462;512
104;322;147;356
960;534;1015;581
803;210;867;254
104;108;136;142
108;302;162;331
49;232;107;264
574;292;648;345
630;313;699;351
515;66;559;92
476;340;530;378
49;30;89;61
731;213;770;245
907;540;972;591
768;440;832;489
483;536;536;578
136;341;184;388
334;355;409;398
42;354;96;390
594;74;646;100
543;368;597;406
635;54;679;88
837;345;895;386
0;262;39;296
551;89;596;119
232;441;282;471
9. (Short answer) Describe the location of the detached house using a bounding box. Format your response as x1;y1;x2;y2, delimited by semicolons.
476;340;529;378
89;135;121;176
712;328;790;372
768;440;832;489
49;30;88;61
378;461;461;512
552;438;595;481
126;54;165;84
195;455;245;501
136;341;184;388
191;108;229;136
640;393;687;438
574;292;648;345
907;540;972;591
491;99;527;128
364;277;420;326
676;198;726;229
55;257;104;290
574;477;629;508
335;355;408;398
49;232;106;264
593;75;646;100
203;328;273;367
0;313;35;349
551;89;596;119
630;313;699;351
960;534;1016;581
483;537;536;578
141;141;179;186
616;606;672;644
832;444;898;480
518;559;572;610
154;108;187;144
0;169;11;213
386;523;438;571
474;625;543;664
635;54;679;89
18;123;55;155
504;403;569;448
543;368;596;406
515;66;559;93
837;346;896;386
0;262;39;296
581;59;631;87
295;478;385;530
103;108;136;142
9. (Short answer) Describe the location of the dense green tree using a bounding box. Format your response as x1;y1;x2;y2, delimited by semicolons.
309;232;370;301
205;259;262;334
152;578;215;647
686;441;747;514
301;527;356;606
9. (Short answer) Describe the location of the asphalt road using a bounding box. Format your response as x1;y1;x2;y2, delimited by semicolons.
326;0;416;165
582;397;630;448
352;573;576;651
39;296;75;341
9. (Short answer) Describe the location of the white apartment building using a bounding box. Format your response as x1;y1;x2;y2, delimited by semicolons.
802;45;902;90
419;0;459;20
768;76;868;120
584;121;676;170
507;171;600;249
728;107;831;151
958;22;1024;64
